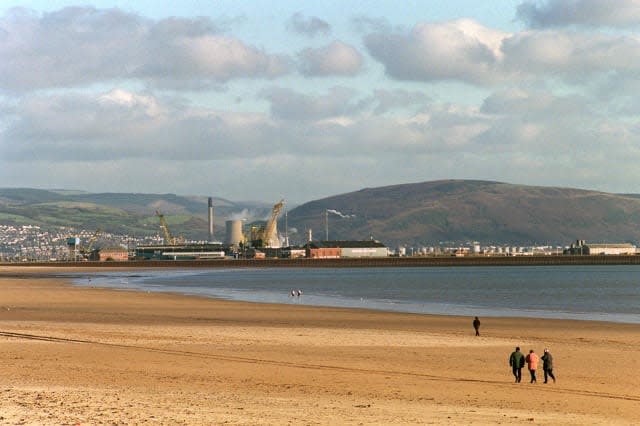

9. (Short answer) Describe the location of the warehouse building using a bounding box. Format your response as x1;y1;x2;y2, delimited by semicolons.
583;243;636;255
566;240;637;255
306;240;388;259
135;244;226;260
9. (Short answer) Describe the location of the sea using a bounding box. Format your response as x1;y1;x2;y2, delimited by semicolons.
70;265;640;324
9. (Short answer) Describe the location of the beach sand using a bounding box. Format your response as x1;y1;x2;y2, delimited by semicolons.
0;267;639;425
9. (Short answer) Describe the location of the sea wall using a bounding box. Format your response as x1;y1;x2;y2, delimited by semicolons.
5;255;640;269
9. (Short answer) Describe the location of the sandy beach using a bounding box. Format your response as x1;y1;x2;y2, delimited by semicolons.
0;267;639;425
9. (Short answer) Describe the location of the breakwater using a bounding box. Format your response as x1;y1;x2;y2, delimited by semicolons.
5;255;640;269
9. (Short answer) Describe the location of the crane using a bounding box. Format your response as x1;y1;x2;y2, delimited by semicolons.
250;199;284;248
85;227;102;252
156;210;184;245
79;227;102;259
264;199;284;248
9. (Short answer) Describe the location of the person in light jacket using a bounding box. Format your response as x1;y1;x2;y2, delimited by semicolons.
525;349;539;383
541;348;556;383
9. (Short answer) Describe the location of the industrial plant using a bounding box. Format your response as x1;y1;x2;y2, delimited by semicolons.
109;197;389;261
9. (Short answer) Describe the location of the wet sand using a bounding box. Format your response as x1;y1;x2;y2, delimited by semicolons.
0;267;639;424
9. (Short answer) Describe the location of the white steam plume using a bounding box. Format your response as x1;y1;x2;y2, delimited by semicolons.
327;209;356;218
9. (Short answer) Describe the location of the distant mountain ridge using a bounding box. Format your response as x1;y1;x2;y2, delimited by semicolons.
286;180;640;246
3;180;640;246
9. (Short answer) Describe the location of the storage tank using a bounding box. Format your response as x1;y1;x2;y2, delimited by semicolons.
225;220;244;247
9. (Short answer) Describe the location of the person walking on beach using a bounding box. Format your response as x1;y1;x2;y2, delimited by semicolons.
541;348;556;383
525;349;539;383
473;316;481;336
509;347;525;383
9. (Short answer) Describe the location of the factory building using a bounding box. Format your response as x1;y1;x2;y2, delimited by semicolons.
135;244;226;260
306;240;388;259
95;247;129;262
583;243;636;255
566;240;637;255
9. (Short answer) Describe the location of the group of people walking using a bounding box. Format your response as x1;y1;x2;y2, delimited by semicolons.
472;317;557;384
509;347;556;384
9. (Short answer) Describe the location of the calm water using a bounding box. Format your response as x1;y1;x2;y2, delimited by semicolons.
71;265;640;324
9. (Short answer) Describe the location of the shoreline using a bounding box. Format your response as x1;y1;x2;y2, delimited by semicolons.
5;252;640;269
1;268;639;424
4;265;640;326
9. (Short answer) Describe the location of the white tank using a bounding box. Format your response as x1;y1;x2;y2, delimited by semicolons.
225;220;244;247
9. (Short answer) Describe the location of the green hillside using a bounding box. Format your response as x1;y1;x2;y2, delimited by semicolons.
0;189;272;241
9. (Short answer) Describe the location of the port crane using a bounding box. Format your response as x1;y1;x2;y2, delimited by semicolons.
155;210;184;245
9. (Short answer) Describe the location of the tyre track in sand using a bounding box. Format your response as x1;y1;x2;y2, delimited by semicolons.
1;330;638;404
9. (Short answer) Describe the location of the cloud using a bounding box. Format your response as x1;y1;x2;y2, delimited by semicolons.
297;41;363;76
0;7;290;93
517;0;640;28
364;19;507;85
363;89;431;115
262;86;361;121
364;19;640;89
500;30;640;84
0;88;284;162
2;84;640;201
288;13;330;37
480;89;591;117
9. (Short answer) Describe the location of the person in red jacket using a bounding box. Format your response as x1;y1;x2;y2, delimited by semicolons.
525;349;539;383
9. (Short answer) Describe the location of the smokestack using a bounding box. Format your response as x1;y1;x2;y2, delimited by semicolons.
208;197;214;242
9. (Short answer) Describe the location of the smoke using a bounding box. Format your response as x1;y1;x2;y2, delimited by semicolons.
227;208;260;221
327;209;356;218
228;207;276;222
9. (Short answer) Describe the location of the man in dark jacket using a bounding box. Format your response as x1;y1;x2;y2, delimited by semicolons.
541;348;556;383
509;347;525;383
473;316;481;336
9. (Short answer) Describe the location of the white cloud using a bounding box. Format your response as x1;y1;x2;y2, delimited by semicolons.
501;30;640;83
517;0;640;28
364;19;640;90
297;41;363;76
262;86;361;120
364;19;507;84
0;7;290;93
288;13;331;37
4;4;640;201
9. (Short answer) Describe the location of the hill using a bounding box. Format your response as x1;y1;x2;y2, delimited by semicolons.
4;180;640;247
0;188;273;241
285;180;640;247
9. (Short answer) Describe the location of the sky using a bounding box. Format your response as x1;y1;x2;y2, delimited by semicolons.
2;0;640;203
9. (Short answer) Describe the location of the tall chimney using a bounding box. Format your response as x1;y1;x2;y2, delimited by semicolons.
208;197;214;242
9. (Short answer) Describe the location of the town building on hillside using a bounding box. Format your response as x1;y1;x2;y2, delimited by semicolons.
306;240;388;259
